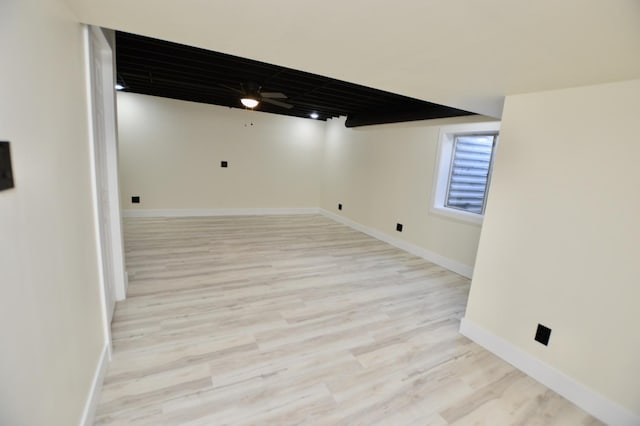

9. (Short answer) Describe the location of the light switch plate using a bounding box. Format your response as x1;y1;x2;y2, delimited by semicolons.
0;141;15;191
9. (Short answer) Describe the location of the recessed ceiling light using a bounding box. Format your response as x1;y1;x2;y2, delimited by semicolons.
115;84;125;91
310;112;319;119
241;98;259;108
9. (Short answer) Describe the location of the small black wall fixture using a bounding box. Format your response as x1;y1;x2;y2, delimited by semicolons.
535;324;552;346
0;141;15;191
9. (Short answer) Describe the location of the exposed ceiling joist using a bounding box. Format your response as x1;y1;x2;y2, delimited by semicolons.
116;31;475;126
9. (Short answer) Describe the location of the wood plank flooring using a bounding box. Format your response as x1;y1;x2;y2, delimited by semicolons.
95;215;601;425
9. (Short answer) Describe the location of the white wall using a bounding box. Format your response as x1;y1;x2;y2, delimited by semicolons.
117;93;325;210
0;0;106;424
465;79;640;417
321;116;495;271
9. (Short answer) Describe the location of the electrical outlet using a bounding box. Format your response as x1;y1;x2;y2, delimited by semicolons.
338;203;342;210
221;161;228;168
396;223;403;232
131;196;140;204
535;324;551;346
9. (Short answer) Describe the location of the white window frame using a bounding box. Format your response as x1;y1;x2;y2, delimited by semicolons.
431;121;500;224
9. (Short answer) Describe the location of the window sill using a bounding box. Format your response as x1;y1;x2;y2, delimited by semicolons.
430;205;484;225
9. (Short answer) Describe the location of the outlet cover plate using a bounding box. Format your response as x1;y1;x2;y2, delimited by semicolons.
535;323;551;346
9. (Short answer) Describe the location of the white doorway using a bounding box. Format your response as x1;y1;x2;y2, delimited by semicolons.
85;25;127;345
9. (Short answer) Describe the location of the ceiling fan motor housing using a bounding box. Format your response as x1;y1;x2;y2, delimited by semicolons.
243;82;261;99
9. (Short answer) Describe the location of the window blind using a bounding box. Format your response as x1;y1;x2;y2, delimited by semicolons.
445;134;497;214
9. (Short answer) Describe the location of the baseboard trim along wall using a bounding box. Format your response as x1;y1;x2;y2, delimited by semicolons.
319;209;473;278
459;318;640;426
79;344;109;426
122;208;319;218
121;208;473;278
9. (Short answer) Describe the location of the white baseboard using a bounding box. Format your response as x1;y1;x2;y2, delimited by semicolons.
459;318;640;426
122;207;320;218
79;344;109;426
319;209;473;278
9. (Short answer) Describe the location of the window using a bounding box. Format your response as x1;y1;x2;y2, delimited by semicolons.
431;122;500;224
446;134;497;214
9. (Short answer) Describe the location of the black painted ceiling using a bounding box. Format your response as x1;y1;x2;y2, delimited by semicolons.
116;31;475;127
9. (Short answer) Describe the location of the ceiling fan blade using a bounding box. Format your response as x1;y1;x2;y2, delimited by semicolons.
261;98;293;109
219;83;243;94
260;92;287;99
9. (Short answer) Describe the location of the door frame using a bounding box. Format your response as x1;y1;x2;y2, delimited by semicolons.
84;25;127;354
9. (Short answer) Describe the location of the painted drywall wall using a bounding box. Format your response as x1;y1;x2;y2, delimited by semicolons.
465;80;640;415
0;0;106;425
117;93;325;210
320;115;495;271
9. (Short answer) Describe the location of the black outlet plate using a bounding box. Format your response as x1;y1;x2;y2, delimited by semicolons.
396;223;403;232
131;196;140;204
0;141;14;191
535;324;551;346
221;161;228;168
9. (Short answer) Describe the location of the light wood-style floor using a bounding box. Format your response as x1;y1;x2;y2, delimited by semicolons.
95;215;601;425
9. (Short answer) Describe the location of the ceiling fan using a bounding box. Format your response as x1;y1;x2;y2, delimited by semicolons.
222;81;293;109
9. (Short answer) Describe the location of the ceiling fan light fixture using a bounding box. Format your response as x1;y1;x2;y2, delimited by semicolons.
241;97;259;108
